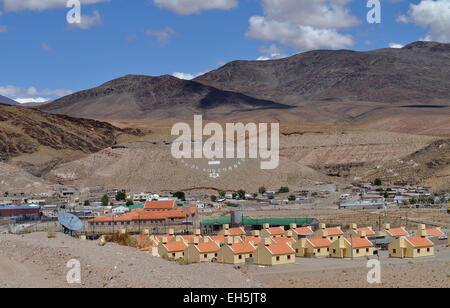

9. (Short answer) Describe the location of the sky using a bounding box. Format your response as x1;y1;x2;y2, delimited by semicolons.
0;0;449;103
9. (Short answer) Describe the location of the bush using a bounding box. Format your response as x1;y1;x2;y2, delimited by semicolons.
219;191;226;197
115;191;127;201
84;200;90;206
237;189;246;200
126;199;134;206
172;191;185;200
374;178;382;186
101;194;109;206
278;187;290;193
210;195;217;202
288;195;296;201
258;186;266;194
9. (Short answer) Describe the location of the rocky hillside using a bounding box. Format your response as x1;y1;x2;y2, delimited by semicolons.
39;75;291;120
195;41;450;104
0;95;18;106
0;103;143;162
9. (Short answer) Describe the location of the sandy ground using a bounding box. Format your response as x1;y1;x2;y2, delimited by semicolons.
0;232;260;288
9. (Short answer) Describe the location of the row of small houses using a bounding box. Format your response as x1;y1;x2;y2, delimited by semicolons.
131;223;445;266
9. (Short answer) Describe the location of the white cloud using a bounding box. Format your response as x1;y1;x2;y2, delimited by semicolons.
247;16;354;50
0;85;73;103
153;0;238;15
246;0;358;51
172;71;206;80
389;43;404;48
68;10;102;30
0;0;110;12
145;27;176;46
257;44;289;60
397;0;450;42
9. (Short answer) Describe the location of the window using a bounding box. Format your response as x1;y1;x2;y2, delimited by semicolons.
356;249;360;254
276;256;280;261
172;253;176;257
204;254;208;259
317;248;321;253
327;248;329;252
215;253;218;257
296;249;298;253
333;249;336;254
239;255;242;260
330;237;333;241
417;249;421;254
427;248;430;252
249;254;253;258
366;248;369;253
287;255;291;260
393;249;397;254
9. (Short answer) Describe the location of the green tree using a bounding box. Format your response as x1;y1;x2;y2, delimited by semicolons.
84;200;90;206
288;195;296;201
252;193;258;199
237;189;246;200
210;195;217;202
409;197;418;205
219;191;226;197
258;186;266;195
101;194;109;206
126;199;134;206
383;192;389;199
172;191;186;200
374;178;382;186
278;187;290;193
3;192;8;197
232;193;237;199
115;191;126;201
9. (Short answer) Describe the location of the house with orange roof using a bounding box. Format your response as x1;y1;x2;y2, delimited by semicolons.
157;237;187;260
184;237;220;263
254;238;296;266
218;238;256;264
349;224;375;237
313;223;344;242
260;224;285;239
287;223;314;240
329;231;374;258
218;224;246;239
389;229;434;258
416;224;445;238
170;229;202;243
272;231;296;245
378;224;409;239
243;230;262;245
144;200;177;211
293;230;332;257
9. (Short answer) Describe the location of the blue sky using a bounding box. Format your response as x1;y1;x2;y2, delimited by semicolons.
0;0;449;103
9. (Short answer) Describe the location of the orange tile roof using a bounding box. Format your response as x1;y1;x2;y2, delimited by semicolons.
228;242;255;254
209;235;227;244
155;234;174;242
345;237;374;248
144;200;176;210
307;237;332;248
265;243;295;255
273;237;296;245
324;227;343;236
425;228;444;237
386;227;409;237
355;227;375;236
194;242;220;253
228;227;246;236
244;236;261;245
293;226;313;235
162;241;187;252
266;227;285;235
406;236;433;248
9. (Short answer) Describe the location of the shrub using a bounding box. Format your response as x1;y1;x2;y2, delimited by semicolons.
278;187;290;193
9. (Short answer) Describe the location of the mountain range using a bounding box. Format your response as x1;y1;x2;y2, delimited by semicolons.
38;41;449;121
0;95;19;106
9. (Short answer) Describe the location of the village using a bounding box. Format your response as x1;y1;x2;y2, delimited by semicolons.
1;180;449;269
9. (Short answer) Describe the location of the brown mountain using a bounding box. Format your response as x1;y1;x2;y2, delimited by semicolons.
195;41;450;104
39;75;291;120
0;103;143;175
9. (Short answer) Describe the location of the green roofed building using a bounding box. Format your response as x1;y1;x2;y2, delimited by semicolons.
200;215;319;234
127;204;145;211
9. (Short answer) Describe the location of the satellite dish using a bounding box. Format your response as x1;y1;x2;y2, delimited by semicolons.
58;213;83;234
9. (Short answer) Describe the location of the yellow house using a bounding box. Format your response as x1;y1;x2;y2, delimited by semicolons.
348;224;375;237
184;237;220;263
313;223;343;242
218;238;256;264
329;231;374;258
243;230;262;246
388;230;434;258
378;224;409;239
170;229;202;243
272;231;296;246
218;224;246;239
151;228;175;245
254;238;295;266
416;224;445;238
157;237;187;260
207;230;243;245
260;224;285;239
293;230;332;257
287;223;314;240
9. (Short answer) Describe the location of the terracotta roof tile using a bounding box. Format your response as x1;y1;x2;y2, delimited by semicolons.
293;226;313;235
228;242;255;254
162;241;187;252
144;200;176;210
324;227;343;236
355;227;375;236
307;237;332;248
386;227;409;237
345;237;373;248
425;228;444;237
273;237;296;245
228;227;246;236
244;236;261;245
265;243;295;255
406;236;434;248
266;227;285;235
194;242;220;253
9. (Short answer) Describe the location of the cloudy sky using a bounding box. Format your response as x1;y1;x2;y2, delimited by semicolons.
0;0;449;103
